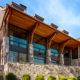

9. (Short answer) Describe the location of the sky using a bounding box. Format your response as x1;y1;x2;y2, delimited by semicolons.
0;0;80;39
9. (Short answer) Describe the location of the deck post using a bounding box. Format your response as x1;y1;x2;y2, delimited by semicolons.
59;54;64;65
28;44;34;63
78;46;80;66
46;32;58;64
28;22;40;63
59;39;70;65
46;50;51;64
1;37;9;65
69;49;72;65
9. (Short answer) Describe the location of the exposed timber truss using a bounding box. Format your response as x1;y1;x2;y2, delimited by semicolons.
59;39;70;54
47;32;58;50
29;22;40;44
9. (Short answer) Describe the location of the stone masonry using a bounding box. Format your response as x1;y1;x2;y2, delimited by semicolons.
4;62;80;80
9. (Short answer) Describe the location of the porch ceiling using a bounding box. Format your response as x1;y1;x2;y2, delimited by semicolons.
6;5;80;48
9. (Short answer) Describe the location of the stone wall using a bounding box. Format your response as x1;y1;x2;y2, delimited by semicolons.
4;62;80;80
1;37;9;65
71;59;78;66
0;7;5;28
0;65;4;75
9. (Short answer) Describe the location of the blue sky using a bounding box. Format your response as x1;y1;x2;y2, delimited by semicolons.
1;0;80;39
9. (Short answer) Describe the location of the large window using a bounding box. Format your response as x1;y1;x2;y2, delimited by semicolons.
9;25;28;62
34;56;44;64
50;41;59;57
9;25;27;48
50;41;59;64
9;51;18;62
33;34;46;64
9;51;27;62
51;60;58;65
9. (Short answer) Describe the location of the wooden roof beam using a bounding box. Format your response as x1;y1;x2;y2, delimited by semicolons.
71;44;80;49
29;22;40;44
47;32;58;50
5;9;12;37
59;39;70;54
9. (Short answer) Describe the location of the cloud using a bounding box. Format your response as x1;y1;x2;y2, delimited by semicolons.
23;0;80;38
36;0;80;26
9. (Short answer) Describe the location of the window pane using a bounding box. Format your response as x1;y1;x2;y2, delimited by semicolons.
19;44;26;48
38;57;44;60
38;59;44;64
34;56;44;64
33;43;45;54
34;58;37;63
19;53;27;62
55;54;58;57
51;52;55;56
40;49;45;53
9;51;18;62
10;35;27;44
10;41;18;46
33;47;39;52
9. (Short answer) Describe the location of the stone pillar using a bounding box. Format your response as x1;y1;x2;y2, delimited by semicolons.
78;46;80;66
28;44;34;63
1;37;9;65
78;46;80;59
59;54;64;65
46;50;51;64
69;49;72;65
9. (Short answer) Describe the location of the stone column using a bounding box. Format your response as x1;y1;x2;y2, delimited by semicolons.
46;50;51;64
28;44;34;63
59;54;64;65
1;37;9;65
78;46;80;59
69;49;72;65
78;46;80;66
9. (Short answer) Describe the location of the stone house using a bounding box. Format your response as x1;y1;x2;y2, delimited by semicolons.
0;2;80;80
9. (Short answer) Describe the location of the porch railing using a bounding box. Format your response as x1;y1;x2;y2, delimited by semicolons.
64;58;71;65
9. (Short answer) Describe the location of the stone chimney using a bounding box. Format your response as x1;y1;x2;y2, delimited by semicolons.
33;14;44;22
61;30;69;35
10;2;27;13
49;23;58;29
76;37;80;41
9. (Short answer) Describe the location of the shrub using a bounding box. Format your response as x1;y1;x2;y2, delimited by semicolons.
22;74;31;80
48;76;56;80
0;74;3;79
68;77;76;80
58;76;67;80
5;73;17;80
76;76;80;80
35;74;45;80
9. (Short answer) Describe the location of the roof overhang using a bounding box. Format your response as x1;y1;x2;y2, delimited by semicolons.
3;4;80;48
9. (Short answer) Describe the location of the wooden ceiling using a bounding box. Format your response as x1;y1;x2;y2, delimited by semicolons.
6;5;80;48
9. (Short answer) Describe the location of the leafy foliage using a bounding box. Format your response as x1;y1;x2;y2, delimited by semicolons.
22;74;31;80
48;76;56;80
35;74;45;80
68;77;76;80
58;76;67;80
5;73;17;80
76;76;80;80
0;74;3;79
